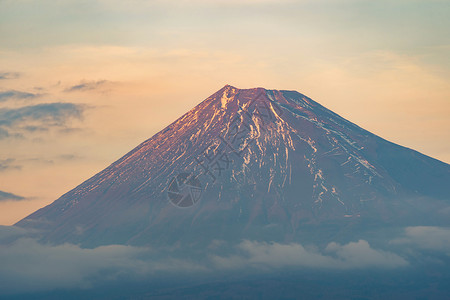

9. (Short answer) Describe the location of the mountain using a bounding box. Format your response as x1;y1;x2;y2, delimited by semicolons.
16;85;450;247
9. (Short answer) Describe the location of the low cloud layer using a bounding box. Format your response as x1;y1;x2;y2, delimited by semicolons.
0;226;449;295
391;226;450;253
0;237;205;294
5;226;449;295
0;238;147;293
211;239;408;271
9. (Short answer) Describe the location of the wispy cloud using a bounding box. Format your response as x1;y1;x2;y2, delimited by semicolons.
64;80;112;93
0;103;85;139
0;158;21;172
0;90;41;102
0;72;20;80
22;157;54;165
59;154;82;161
0;128;9;139
0;191;25;202
20;154;82;165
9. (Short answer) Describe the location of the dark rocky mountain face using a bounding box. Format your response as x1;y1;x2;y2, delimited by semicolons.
16;85;450;247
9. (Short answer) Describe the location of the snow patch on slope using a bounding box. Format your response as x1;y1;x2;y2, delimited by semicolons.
221;86;236;109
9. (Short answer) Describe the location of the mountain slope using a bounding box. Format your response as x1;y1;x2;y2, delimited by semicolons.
17;85;450;247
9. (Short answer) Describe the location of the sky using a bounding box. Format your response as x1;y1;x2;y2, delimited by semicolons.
0;0;449;225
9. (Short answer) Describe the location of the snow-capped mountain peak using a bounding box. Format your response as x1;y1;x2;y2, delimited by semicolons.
17;86;450;247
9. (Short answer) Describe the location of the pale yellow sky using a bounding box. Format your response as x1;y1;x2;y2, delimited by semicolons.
0;0;449;225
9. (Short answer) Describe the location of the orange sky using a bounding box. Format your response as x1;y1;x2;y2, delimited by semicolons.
0;0;449;225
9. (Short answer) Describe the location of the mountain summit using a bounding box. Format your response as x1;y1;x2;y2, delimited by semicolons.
17;85;450;247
